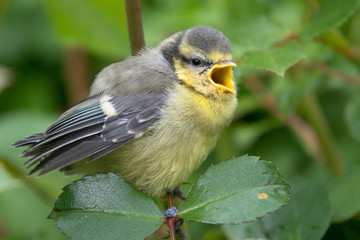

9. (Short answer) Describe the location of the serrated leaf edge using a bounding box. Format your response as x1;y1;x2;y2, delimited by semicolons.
178;155;290;224
241;42;306;76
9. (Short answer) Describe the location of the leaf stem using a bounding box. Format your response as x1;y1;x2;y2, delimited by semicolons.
0;156;54;205
124;0;145;55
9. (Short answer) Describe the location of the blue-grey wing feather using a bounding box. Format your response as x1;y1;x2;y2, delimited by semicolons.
12;93;165;176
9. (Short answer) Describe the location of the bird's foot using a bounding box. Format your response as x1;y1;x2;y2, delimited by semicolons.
173;187;186;200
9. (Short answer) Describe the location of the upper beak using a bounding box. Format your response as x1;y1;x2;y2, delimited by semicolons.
208;61;237;94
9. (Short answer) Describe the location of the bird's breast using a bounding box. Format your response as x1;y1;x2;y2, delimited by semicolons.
164;83;238;134
104;83;237;197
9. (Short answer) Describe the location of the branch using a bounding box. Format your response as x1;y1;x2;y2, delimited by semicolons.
307;62;360;86
0;155;54;205
242;76;322;163
64;47;91;107
320;30;360;68
300;94;345;175
243;75;345;175
124;0;145;55
166;192;176;240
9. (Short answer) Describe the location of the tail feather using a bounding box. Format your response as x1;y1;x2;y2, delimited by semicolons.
11;134;44;147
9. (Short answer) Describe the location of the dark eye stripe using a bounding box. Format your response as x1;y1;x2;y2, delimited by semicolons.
180;54;211;67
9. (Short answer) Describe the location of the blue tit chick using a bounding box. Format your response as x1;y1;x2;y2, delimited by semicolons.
12;26;238;197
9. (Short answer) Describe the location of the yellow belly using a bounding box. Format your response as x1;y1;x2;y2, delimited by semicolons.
77;84;237;197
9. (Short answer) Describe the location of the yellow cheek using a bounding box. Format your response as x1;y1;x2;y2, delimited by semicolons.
173;59;200;87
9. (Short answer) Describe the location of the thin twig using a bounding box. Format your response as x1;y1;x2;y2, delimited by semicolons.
243;75;346;175
64;47;91;106
308;62;360;86
167;191;173;208
320;30;360;68
300;94;345;175
0;156;54;205
242;76;323;162
273;33;299;48
169;220;176;240
124;0;146;55
166;192;176;240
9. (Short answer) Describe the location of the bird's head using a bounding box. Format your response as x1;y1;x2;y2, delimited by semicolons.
159;26;237;100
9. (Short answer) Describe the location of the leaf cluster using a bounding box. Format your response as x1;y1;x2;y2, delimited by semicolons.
0;0;360;239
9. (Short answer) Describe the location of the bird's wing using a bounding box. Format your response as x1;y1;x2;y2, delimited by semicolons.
12;93;165;176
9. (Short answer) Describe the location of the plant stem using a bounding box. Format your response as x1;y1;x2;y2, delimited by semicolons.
64;47;91;106
320;30;360;68
308;62;360;86
0;156;54;205
124;0;145;55
300;94;345;175
168;191;173;208
242;76;323;162
169;220;176;240
167;192;176;240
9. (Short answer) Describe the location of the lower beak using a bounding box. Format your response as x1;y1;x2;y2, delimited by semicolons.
208;61;237;94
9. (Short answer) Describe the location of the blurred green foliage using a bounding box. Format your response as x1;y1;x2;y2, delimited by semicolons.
0;0;360;239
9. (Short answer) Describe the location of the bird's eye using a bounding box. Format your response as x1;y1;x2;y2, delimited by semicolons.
191;58;202;66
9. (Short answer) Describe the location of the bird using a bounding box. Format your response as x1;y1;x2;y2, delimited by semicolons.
12;26;238;198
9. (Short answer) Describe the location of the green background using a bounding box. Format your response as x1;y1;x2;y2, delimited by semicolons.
1;0;360;239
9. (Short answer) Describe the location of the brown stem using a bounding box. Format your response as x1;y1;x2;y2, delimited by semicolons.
63;48;91;107
242;76;323;162
308;62;360;86
273;33;299;48
300;94;345;175
167;191;173;208
243;75;346;175
124;0;145;55
166;191;176;240
168;219;176;240
319;30;360;68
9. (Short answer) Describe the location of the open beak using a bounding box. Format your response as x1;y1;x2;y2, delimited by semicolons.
208;61;237;94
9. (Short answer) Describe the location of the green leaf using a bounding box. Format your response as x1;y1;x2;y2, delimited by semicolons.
178;156;290;224
0;162;20;194
223;221;266;239
271;72;321;115
329;165;360;222
224;178;331;239
231;16;289;56
241;41;306;76
301;0;360;39
345;98;360;143
0;187;67;240
45;0;129;57
260;178;331;240
49;173;163;240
